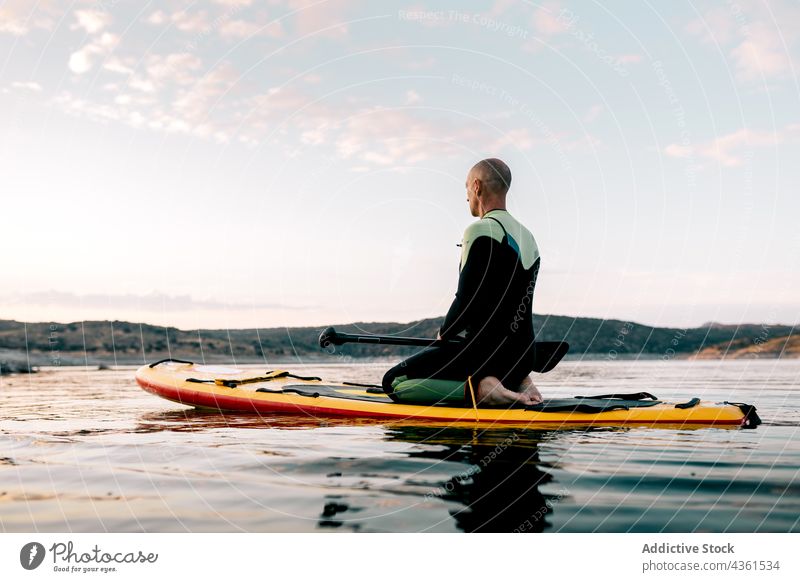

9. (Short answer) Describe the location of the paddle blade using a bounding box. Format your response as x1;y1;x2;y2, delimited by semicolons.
532;341;569;373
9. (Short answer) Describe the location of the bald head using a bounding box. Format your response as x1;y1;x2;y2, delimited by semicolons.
465;158;512;217
470;158;511;195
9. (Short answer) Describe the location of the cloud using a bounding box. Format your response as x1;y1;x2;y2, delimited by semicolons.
701;127;780;166
118;53;203;94
685;7;737;45
664;125;800;166
617;54;644;64
731;24;792;82
300;128;326;145
533;2;568;36
69;33;119;74
63;60;236;140
172;10;211;33
0;20;28;35
146;9;210;33
288;0;349;39
68;51;93;75
145;53;204;85
237;85;338;145
330;109;477;164
0;0;59;36
219;18;285;39
583;104;604;123
490;0;517;16
11;81;43;92
245;85;322;122
147;11;168;26
147;6;284;41
103;57;135;75
212;0;253;6
56;55;239;143
685;2;797;84
405;90;421;104
71;9;111;34
219;19;261;38
562;133;603;152
6;290;313;312
489;128;536;150
173;63;238;123
52;2;596;170
55;61;587;168
663;143;692;159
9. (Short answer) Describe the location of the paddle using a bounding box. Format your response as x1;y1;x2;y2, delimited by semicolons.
318;327;569;373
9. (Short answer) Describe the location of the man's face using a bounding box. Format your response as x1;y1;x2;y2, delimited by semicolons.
466;171;479;217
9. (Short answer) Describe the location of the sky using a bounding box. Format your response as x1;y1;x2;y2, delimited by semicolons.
1;0;798;330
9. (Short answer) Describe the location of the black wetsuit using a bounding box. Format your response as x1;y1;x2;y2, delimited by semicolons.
383;209;541;399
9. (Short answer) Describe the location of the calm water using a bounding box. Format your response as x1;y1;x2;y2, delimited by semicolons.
1;360;798;533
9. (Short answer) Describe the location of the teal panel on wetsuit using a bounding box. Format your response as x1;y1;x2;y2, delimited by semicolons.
390;376;466;403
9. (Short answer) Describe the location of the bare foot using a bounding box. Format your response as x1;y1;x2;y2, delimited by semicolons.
473;376;534;407
518;375;543;405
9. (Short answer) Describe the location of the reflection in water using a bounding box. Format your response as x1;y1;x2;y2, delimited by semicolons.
382;426;560;533
137;411;566;532
134;409;392;432
137;411;563;531
318;498;359;530
138;411;570;532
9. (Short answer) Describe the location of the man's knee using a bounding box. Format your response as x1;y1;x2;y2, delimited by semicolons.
381;368;395;391
382;361;408;399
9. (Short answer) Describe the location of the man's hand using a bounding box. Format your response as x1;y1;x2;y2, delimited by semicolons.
436;329;443;340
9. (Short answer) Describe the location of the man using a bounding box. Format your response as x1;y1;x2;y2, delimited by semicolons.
383;158;543;406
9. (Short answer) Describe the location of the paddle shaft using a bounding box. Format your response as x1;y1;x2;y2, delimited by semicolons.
319;327;460;348
318;327;569;373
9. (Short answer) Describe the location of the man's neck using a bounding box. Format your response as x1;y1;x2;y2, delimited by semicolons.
481;206;507;217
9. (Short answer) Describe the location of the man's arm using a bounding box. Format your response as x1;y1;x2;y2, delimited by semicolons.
439;235;499;339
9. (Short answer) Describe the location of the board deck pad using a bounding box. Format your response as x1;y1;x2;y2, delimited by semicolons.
261;383;665;412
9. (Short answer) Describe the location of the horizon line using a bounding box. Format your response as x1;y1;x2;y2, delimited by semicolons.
1;314;797;334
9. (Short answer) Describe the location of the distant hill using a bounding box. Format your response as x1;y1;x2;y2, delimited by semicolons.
1;315;796;374
692;334;800;359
